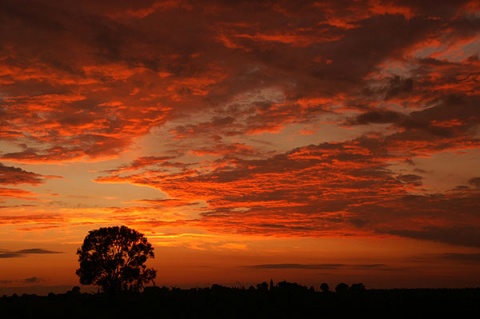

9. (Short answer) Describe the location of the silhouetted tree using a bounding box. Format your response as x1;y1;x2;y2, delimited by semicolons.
320;282;330;293
277;280;308;293
349;283;366;293
256;281;269;291
335;282;349;293
76;225;156;294
68;286;81;295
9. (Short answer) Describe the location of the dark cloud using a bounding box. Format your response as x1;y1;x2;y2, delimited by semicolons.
353;110;405;125
384;76;414;100
0;248;63;258
0;277;46;285
23;276;41;284
16;248;61;254
439;253;480;263
0;1;475;166
247;263;387;270
396;174;423;186
468;177;480;189
350;94;479;144
248;263;345;270
0;163;45;185
2;0;477;163
0;161;59;204
388;225;480;248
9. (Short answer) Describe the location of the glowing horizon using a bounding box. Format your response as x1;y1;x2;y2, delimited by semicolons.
1;0;479;295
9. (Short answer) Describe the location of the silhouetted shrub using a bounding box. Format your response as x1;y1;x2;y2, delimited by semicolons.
335;282;349;293
320;282;330;292
349;283;366;293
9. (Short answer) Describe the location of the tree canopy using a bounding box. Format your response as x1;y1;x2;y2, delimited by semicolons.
76;225;156;294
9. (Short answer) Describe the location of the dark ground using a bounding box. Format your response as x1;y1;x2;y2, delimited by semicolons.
1;282;479;319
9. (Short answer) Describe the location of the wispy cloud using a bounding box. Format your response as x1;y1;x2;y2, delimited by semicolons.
0;248;63;258
439;253;480;263
23;276;42;284
247;263;387;270
0;164;45;185
0;163;59;202
0;277;47;285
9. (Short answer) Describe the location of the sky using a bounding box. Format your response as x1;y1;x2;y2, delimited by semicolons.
0;0;479;296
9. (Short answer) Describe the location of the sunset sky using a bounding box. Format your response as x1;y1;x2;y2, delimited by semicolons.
1;0;480;296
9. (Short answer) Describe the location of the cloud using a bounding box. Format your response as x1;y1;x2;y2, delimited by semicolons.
94;138;398;236
0;277;47;285
0;187;37;199
387;225;480;248
1;0;479;253
0;213;65;226
3;0;474;163
348;95;479;150
352;110;405;125
0;248;63;258
396;174;423;187
0;163;45;185
468;177;480;189
247;263;387;270
439;253;480;263
0;163;60;202
94;132;480;248
23;276;41;284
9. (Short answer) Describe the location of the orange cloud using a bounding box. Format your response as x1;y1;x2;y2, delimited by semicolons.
0;187;37;199
368;0;415;20
1;0;479;252
0;164;46;185
0;163;60;202
94;139;403;235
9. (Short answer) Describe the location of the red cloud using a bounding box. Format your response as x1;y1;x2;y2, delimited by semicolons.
1;0;479;249
0;163;58;202
94;139;403;234
0;187;37;199
95;127;480;247
0;164;45;185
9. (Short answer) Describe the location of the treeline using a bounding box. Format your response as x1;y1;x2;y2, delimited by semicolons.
1;281;479;319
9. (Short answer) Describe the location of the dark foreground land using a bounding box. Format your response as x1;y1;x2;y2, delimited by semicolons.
1;282;479;319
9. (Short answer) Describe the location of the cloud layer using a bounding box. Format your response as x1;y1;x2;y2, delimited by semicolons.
0;0;479;252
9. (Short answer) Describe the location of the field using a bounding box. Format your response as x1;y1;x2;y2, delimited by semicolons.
2;282;479;318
